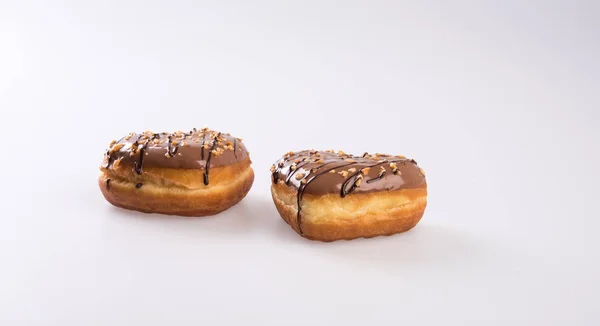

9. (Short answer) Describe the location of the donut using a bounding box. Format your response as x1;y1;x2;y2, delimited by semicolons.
270;150;427;241
99;128;254;216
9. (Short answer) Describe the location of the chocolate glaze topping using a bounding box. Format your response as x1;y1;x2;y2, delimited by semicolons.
270;150;426;234
101;128;249;185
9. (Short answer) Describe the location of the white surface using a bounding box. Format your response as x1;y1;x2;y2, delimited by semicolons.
1;1;599;325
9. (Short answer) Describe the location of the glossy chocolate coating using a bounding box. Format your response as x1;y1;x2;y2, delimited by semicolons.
271;150;425;196
270;150;426;234
101;128;249;185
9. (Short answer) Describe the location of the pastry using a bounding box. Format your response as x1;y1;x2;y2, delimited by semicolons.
99;128;254;216
270;150;427;241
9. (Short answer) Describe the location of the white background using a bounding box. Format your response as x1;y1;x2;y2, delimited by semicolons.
1;1;599;325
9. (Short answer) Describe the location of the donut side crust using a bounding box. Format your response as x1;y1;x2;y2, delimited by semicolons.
270;182;427;241
99;160;254;216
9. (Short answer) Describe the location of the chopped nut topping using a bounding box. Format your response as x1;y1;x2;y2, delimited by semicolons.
345;159;356;163
348;168;357;173
211;147;225;156
389;162;397;169
270;165;276;173
109;140;117;147
295;173;306;180
113;158;122;168
378;166;386;178
339;170;349;178
290;164;297;171
301;179;307;184
355;178;362;187
329;169;336;173
164;153;171;158
109;143;124;154
361;167;371;175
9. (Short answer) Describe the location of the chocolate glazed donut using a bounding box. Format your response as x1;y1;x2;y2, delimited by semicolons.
99;128;254;216
270;150;427;241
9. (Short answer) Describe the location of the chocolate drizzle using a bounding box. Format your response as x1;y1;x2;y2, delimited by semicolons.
340;169;362;198
203;132;221;185
200;132;206;161
166;135;180;157
136;183;143;189
134;133;160;175
233;138;238;159
366;173;385;183
271;150;426;234
272;162;281;184
285;160;311;185
134;146;145;174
